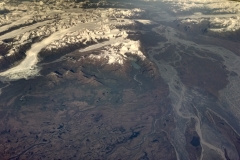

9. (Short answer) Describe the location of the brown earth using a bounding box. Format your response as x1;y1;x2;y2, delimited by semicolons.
0;48;177;160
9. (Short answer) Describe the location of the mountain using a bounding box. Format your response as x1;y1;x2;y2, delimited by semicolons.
0;0;240;159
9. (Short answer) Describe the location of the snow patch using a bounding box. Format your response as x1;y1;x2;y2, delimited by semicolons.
163;0;240;13
163;0;240;33
89;40;145;65
135;19;156;25
180;16;240;33
209;16;240;32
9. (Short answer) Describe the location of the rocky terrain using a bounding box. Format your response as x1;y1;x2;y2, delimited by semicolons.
0;0;240;159
0;0;145;77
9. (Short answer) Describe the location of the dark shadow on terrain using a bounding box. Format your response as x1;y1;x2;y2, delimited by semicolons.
0;9;10;15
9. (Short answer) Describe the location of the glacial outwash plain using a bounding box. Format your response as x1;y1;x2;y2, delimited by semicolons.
0;0;240;159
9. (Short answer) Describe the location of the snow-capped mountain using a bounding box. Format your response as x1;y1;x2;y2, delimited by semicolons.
0;0;148;80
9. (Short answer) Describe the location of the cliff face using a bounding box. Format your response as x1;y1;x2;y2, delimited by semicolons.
0;43;15;71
